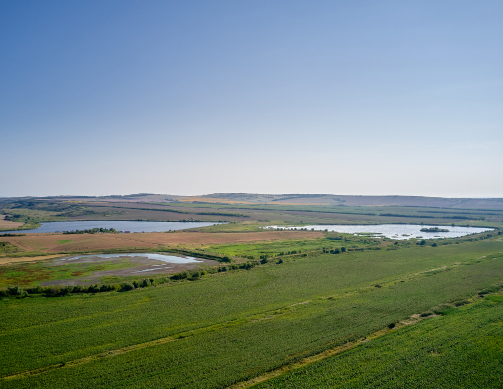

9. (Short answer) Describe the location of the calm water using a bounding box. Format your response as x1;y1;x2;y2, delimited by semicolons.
60;253;203;264
265;224;493;240
1;220;222;234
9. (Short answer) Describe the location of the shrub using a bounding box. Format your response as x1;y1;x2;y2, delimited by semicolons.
100;284;111;292
59;287;71;296
27;286;43;294
87;284;100;293
388;323;396;329
7;285;26;296
44;287;59;297
120;283;134;292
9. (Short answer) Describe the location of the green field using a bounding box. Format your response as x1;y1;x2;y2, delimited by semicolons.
206;235;381;258
1;239;503;388
255;294;503;388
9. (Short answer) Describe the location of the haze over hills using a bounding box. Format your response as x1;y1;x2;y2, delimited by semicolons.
8;193;503;210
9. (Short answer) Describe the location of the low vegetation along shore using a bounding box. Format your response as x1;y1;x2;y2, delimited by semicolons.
1;196;503;388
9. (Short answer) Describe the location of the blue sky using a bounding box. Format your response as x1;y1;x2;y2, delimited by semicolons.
1;1;502;197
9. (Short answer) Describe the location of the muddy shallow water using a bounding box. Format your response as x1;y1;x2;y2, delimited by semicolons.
40;253;219;286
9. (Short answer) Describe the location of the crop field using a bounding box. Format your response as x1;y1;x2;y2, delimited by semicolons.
254;293;503;388
206;236;382;258
1;238;503;388
0;216;23;230
0;231;323;258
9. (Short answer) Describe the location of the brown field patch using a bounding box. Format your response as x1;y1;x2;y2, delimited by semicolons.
0;231;323;255
0;215;23;229
0;255;66;266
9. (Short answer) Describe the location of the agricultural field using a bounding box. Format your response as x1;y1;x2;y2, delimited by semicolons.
1;237;503;388
0;230;322;257
0;215;23;230
254;293;503;388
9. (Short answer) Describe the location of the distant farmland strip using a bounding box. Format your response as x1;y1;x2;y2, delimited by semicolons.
87;204;249;218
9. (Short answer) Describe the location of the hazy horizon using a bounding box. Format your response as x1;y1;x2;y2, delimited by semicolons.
2;1;502;198
1;192;502;200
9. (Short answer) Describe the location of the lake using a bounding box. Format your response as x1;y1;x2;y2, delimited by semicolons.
0;220;222;234
265;224;494;240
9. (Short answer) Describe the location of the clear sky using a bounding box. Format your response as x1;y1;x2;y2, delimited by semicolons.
1;1;502;198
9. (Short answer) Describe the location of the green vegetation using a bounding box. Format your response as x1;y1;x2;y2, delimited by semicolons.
62;227;118;234
56;240;73;245
1;239;502;388
0;242;19;253
0;259;139;288
255;293;503;388
206;235;379;259
420;227;450;232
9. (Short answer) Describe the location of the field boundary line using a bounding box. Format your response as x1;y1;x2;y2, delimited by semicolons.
226;315;430;389
1;336;177;381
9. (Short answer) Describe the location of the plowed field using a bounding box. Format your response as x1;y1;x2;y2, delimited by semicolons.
0;215;23;229
0;231;323;259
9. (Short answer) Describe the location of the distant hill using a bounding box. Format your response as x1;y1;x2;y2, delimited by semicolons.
3;193;503;210
194;193;503;209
